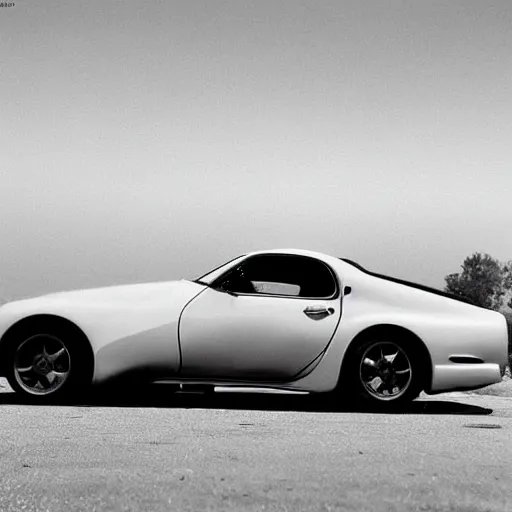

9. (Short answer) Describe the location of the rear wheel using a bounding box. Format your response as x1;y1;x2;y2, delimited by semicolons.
345;338;423;409
5;324;92;403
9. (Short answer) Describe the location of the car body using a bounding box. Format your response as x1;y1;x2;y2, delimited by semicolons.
0;248;508;407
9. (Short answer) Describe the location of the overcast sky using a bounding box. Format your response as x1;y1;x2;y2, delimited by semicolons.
1;0;511;300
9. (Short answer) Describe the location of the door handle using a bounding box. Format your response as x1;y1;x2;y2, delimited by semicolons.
303;306;335;319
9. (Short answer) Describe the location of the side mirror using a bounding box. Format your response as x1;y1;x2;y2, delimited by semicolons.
216;278;239;297
215;268;255;295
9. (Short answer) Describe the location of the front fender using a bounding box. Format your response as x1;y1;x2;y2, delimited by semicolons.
0;280;206;383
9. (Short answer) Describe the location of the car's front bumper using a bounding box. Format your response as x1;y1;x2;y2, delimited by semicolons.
426;363;502;394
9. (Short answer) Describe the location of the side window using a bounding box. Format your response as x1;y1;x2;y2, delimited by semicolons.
216;255;337;298
252;281;301;296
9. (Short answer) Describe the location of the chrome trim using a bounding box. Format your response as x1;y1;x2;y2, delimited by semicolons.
303;306;335;320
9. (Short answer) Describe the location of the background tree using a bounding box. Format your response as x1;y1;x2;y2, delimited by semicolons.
445;253;512;373
503;261;512;309
444;253;507;310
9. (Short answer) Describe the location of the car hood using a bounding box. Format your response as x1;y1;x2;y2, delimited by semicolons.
0;280;200;312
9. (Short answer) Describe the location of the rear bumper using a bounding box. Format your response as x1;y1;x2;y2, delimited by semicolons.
426;363;502;394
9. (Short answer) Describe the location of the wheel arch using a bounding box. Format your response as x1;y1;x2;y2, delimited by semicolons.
0;314;95;383
339;323;433;391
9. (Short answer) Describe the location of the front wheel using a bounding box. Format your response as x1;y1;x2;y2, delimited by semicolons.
5;325;92;403
346;338;423;409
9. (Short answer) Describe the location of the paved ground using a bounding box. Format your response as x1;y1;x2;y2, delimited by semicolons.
0;383;511;512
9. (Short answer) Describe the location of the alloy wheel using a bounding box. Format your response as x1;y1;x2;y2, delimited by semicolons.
359;341;413;401
13;334;71;396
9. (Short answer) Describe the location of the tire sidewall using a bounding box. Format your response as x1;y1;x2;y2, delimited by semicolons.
4;323;91;403
343;337;423;409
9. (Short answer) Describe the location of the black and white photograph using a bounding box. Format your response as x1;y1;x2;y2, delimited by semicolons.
1;1;511;511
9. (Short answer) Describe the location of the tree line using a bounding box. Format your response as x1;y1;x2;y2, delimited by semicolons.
445;252;512;368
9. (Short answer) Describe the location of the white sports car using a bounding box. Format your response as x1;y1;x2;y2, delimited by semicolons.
0;249;508;408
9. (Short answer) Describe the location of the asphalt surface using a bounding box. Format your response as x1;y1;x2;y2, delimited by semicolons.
0;383;511;512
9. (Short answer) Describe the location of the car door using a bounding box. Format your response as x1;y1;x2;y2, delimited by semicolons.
178;254;342;381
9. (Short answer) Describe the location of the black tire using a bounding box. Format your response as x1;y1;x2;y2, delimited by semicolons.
342;337;424;410
4;321;93;404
